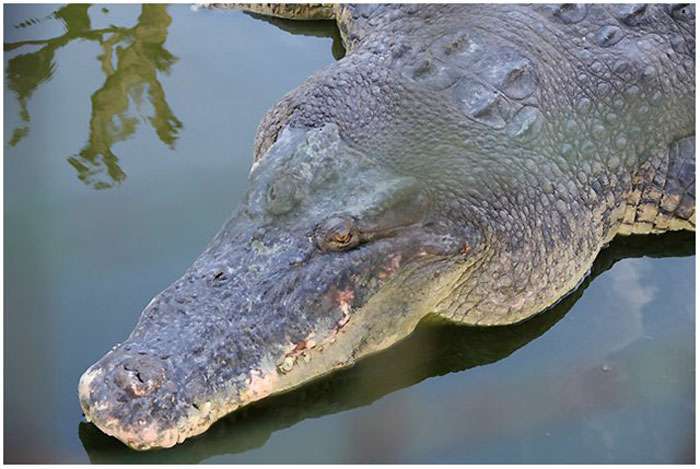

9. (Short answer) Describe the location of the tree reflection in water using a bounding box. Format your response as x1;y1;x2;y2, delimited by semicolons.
5;4;182;189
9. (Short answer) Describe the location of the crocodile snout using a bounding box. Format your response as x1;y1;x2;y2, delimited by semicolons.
78;351;185;450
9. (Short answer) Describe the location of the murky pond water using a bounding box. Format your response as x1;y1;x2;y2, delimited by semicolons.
4;4;695;463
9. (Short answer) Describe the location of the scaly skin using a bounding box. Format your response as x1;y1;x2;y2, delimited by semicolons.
79;4;695;450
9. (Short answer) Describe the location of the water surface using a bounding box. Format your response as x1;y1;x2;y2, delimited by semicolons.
4;4;695;463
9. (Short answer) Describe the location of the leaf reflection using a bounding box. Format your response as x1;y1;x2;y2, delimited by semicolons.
5;4;182;189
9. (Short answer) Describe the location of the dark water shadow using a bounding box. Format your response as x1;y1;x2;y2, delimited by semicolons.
78;231;695;463
244;12;346;60
4;4;181;189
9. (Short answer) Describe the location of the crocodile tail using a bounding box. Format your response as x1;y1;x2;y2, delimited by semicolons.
202;3;337;21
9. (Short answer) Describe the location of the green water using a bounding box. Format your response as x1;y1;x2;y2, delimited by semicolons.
4;4;695;463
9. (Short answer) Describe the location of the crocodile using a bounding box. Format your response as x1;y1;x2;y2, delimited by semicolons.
78;4;696;450
77;231;695;463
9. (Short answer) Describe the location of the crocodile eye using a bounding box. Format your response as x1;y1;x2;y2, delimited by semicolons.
332;232;352;244
316;216;360;252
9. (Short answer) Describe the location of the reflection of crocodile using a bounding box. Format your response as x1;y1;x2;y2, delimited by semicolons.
4;4;181;189
79;5;695;450
79;231;695;462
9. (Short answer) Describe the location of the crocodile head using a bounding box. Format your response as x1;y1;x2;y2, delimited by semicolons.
78;124;483;449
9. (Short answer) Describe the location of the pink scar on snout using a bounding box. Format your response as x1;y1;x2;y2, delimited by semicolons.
378;254;402;279
328;285;355;315
336;288;355;315
291;333;316;353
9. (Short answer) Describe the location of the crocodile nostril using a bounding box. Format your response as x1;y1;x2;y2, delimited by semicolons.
115;356;166;397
